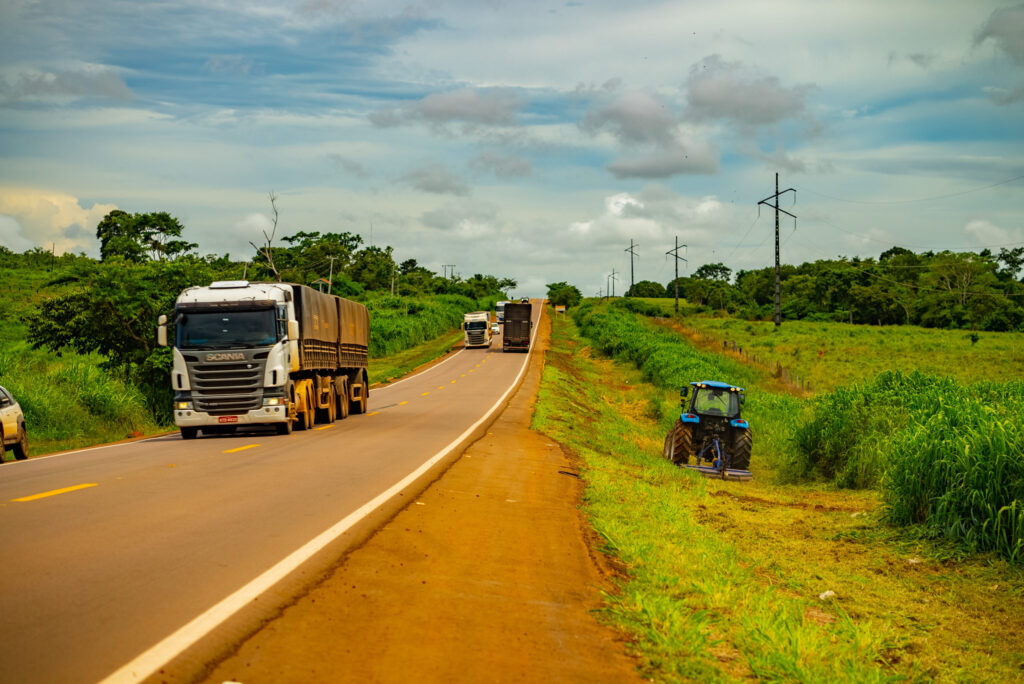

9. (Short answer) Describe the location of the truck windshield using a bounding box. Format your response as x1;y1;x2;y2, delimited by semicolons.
466;321;488;330
693;388;739;418
177;309;279;349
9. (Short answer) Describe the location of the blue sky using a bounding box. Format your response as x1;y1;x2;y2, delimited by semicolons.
1;0;1022;295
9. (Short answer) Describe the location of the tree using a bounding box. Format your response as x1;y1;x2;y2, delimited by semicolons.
96;210;197;262
250;191;282;281
626;280;665;297
693;262;732;282
546;281;582;307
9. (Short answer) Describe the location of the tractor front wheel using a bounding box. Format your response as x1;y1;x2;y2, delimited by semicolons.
731;429;752;470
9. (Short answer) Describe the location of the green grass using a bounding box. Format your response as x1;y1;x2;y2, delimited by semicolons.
683;313;1024;392
533;307;1024;682
369;328;463;385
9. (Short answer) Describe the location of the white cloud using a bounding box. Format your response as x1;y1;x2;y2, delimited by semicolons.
606;142;718;178
469;149;531;178
0;188;116;255
370;88;523;134
0;62;132;105
582;90;678;145
0;215;35;252
964;218;1024;247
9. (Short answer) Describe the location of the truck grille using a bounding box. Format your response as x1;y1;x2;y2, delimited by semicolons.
185;353;266;415
467;332;488;345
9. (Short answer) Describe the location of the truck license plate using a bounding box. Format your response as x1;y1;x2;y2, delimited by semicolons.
218;416;238;423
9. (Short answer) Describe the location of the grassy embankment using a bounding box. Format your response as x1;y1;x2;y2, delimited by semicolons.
0;266;484;458
533;303;1024;682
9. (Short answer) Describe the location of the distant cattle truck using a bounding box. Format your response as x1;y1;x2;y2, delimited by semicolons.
502;302;532;352
157;280;370;439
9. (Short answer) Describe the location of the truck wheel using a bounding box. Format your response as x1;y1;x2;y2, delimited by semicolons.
299;387;314;430
337;378;350;420
276;418;293;436
327;385;337;423
731;429;752;470
180;427;198;440
12;425;29;460
350;376;368;415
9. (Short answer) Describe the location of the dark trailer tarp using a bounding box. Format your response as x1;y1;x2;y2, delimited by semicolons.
291;285;368;371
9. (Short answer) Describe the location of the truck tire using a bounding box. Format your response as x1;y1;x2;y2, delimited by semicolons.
731;429;752;470
337;378;350;420
663;420;693;465
180;427;198;440
297;386;314;431
12;425;29;460
350;376;368;415
276;418;293;436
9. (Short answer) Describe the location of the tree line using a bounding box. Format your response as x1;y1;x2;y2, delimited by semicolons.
623;246;1024;331
3;206;517;419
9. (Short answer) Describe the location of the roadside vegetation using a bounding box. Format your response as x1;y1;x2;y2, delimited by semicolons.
533;304;1024;681
0;205;513;458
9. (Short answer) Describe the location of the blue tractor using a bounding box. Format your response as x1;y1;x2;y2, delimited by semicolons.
663;380;752;479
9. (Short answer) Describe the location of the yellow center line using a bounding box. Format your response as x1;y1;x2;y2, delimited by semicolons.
367;411;379;416
13;483;97;502
314;425;334;431
421;391;430;396
468;369;475;373
437;385;445;390
399;400;408;405
450;380;456;384
224;444;260;453
460;374;466;377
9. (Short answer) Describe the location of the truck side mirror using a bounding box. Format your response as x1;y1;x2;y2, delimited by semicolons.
287;320;299;340
157;315;168;347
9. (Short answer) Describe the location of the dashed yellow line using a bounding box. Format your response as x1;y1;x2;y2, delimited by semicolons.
224;444;260;453
399;400;408;405
367;411;380;416
13;483;97;502
314;425;334;431
421;391;430;396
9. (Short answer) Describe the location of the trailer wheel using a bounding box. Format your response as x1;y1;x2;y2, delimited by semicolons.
297;386;313;431
350;374;368;415
337;378;350;420
731;429;752;470
180;427;198;440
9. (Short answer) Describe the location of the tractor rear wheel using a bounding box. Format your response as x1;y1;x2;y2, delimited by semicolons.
731;429;752;470
663;420;693;465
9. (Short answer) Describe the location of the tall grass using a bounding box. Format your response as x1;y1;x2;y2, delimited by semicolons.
367;294;491;357
0;343;156;457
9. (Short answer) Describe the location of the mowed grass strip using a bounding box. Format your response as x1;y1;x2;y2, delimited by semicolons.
532;310;1024;682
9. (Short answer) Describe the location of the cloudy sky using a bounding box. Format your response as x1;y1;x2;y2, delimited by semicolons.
1;0;1022;295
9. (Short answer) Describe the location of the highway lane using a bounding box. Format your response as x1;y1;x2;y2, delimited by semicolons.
0;302;539;683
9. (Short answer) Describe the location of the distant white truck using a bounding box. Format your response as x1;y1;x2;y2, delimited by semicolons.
495;301;508;323
463;311;492;348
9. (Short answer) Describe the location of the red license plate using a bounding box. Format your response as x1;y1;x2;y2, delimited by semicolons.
218;416;238;423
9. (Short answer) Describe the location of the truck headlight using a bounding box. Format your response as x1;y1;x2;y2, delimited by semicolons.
263;397;282;406
175;401;192;410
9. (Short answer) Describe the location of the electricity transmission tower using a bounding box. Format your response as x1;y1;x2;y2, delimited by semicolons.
624;239;639;294
757;172;796;328
442;264;456;280
666;237;688;314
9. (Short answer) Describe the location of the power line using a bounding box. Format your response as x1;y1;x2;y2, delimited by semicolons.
801;173;1024;205
757;172;796;328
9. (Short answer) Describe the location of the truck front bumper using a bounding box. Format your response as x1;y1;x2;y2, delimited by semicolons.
174;405;289;428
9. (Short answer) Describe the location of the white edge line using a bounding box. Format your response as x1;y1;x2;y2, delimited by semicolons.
2;436;168;466
100;305;543;683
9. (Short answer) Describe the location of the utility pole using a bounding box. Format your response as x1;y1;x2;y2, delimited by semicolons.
442;264;456;279
624;239;638;295
327;255;337;290
665;237;688;315
757;172;796;328
608;268;618;297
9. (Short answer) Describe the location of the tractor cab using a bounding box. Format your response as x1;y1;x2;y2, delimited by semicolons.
681;381;744;419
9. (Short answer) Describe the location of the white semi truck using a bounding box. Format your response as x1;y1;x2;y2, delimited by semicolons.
463;311;492;348
157;280;370;439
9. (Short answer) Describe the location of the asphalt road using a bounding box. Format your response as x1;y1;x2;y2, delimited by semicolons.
0;302;538;684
